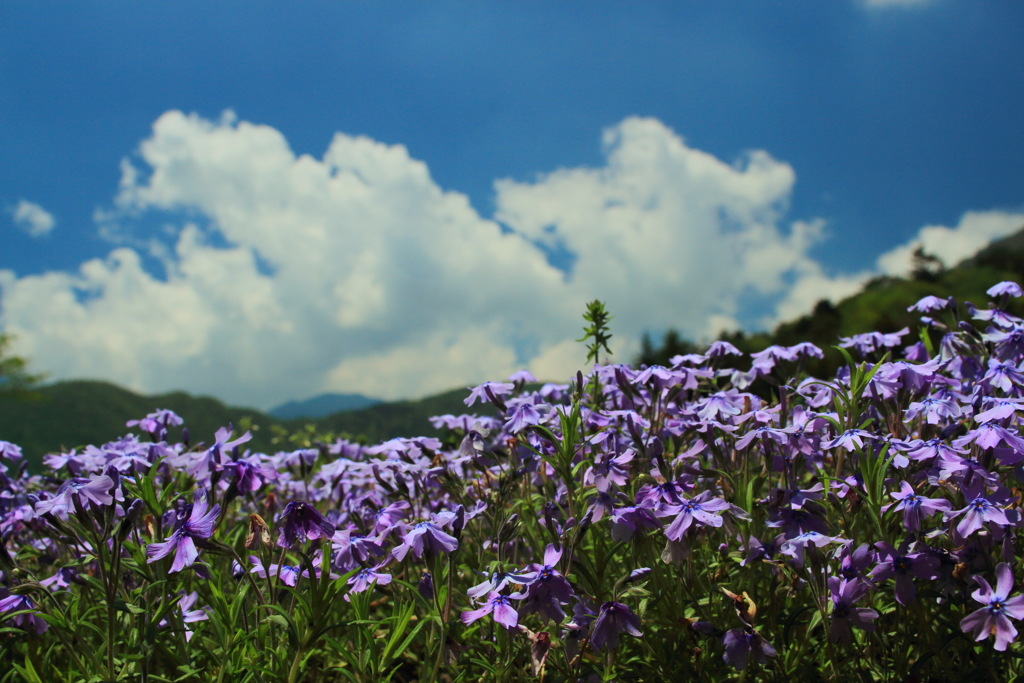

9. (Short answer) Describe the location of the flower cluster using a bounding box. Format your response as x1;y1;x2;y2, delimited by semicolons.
3;282;1024;680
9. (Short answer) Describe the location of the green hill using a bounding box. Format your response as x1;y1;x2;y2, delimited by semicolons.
0;381;495;472
639;228;1024;379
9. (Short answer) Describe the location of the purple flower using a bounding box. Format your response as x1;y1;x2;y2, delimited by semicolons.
520;544;574;623
835;542;874;591
418;571;434;601
0;594;47;634
780;532;838;567
960;563;1024;651
372;501;410;533
908;295;949;313
945;487;1010;540
277;501;335;548
662;490;730;541
904;396;961;425
34;473;117;520
461;591;519;629
722;626;777;670
822;429;875;452
178;591;210;642
828;577;878;643
609;499;662;542
0;441;23;461
590;601;642;650
505;399;542;434
127;409;183;439
881;481;951;533
989;282;1024;298
347;563;393;596
870;542;941;606
464;381;515;407
249;556;301;587
394;520;459;560
467;567;532;600
975;398;1024;423
146;489;221;573
739;533;786;567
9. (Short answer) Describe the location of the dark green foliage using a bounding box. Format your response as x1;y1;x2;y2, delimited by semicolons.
636;241;1024;380
578;299;614;365
0;381;499;472
301;387;499;443
0;380;278;470
0;333;45;400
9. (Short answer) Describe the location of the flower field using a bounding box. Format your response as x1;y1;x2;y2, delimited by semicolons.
4;286;1024;681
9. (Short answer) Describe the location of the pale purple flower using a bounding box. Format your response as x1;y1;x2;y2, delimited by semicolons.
505;400;542;434
989;282;1024;298
881;481;951;533
249;556;301;587
981;359;1024;393
178;591;210;642
662;490;730;541
394;520;459;560
347;563;393;596
372;501;410;533
908;296;948;313
464;381;515;407
467;568;532;600
822;429;875;452
127;409;183;438
945;487;1010;539
975;398;1024;423
34;472;118;520
0;441;23;461
960;563;1024;651
780;532;838;567
461;591;519;629
706;340;742;358
904;396;961;425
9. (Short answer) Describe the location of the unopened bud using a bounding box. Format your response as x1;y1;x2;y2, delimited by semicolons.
418;571;434;601
117;498;145;542
263;491;279;516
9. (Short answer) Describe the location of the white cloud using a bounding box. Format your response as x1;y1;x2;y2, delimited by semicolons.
10;200;55;237
0;111;1017;409
876;210;1024;277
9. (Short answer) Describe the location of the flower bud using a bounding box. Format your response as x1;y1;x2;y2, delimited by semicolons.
117;498;145;542
418;571;434;601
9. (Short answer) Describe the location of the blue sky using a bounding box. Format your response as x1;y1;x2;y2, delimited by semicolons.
2;1;1023;408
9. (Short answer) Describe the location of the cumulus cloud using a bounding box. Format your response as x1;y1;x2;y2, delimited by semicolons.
10;200;56;237
0;111;1015;409
876;210;1024;277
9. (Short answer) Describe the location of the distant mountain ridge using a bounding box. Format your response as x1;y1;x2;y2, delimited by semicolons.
268;393;382;419
0;380;489;472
